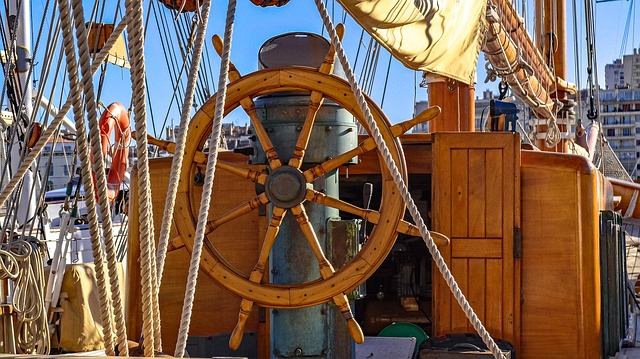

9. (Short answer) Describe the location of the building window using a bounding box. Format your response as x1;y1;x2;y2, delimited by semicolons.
623;128;632;136
49;166;54;176
607;129;616;137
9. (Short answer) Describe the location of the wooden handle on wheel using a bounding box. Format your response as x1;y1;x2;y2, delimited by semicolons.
229;299;254;350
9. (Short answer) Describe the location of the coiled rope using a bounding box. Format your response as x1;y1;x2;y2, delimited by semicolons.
10;241;49;354
174;0;234;356
313;1;507;358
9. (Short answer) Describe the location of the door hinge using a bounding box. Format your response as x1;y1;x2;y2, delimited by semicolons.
513;228;522;258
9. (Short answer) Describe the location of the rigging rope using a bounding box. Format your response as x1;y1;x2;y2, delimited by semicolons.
0;14;130;219
126;0;160;353
55;0;116;354
156;0;212;292
70;0;129;354
313;1;507;358
174;0;231;355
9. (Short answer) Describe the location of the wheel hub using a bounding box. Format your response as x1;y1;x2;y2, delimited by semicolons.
264;166;307;208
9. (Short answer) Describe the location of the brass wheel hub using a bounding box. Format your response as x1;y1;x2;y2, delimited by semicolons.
264;166;307;208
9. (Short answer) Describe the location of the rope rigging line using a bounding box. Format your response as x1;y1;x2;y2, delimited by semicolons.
151;3;188;132
0;0;25;118
54;0;116;354
126;0;160;353
313;1;507;358
0;13;130;218
70;0;129;354
156;0;212;292
174;0;231;355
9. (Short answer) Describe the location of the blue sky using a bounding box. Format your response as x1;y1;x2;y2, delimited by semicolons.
19;0;640;134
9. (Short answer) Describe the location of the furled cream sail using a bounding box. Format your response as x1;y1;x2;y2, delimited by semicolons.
337;0;487;85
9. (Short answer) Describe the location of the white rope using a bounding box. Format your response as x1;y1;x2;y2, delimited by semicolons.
156;0;212;291
55;0;116;353
0;14;129;210
70;0;129;354
126;0;157;354
148;211;162;350
10;241;49;354
313;1;507;358
174;0;235;356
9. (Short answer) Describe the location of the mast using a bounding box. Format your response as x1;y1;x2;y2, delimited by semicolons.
425;76;475;132
6;0;37;227
537;0;569;151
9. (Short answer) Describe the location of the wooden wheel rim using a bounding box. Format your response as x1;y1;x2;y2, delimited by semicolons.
174;66;407;308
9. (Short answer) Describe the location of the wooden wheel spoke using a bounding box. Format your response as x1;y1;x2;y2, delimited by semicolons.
288;24;345;169
290;205;335;277
217;160;267;185
303;106;441;182
250;206;286;283
212;34;282;169
137;132;208;164
305;188;379;223
288;92;323;169
291;204;364;343
305;189;449;246
319;23;344;75
206;193;270;234
140;132;265;184
229;207;286;350
239;101;282;169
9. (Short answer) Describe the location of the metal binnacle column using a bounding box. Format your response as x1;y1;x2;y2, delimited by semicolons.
249;33;359;359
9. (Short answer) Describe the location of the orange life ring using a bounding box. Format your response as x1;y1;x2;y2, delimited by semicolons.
98;102;131;203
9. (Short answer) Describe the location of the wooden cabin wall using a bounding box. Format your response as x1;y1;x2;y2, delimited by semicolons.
126;155;268;357
519;151;610;359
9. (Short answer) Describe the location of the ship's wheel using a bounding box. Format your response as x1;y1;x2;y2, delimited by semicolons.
170;34;441;348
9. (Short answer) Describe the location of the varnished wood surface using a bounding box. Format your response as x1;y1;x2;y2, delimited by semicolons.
519;150;604;359
172;67;407;308
126;156;264;356
431;132;521;350
609;177;640;217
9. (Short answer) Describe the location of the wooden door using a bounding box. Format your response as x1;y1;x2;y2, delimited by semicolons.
432;132;521;348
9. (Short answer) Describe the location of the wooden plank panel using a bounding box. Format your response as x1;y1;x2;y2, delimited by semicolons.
486;149;503;238
433;133;453;334
500;149;516;345
468;259;486;327
468;149;486;237
451;239;503;258
450;258;469;332
432;133;519;347
127;156;264;356
485;259;503;338
451;149;469;238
